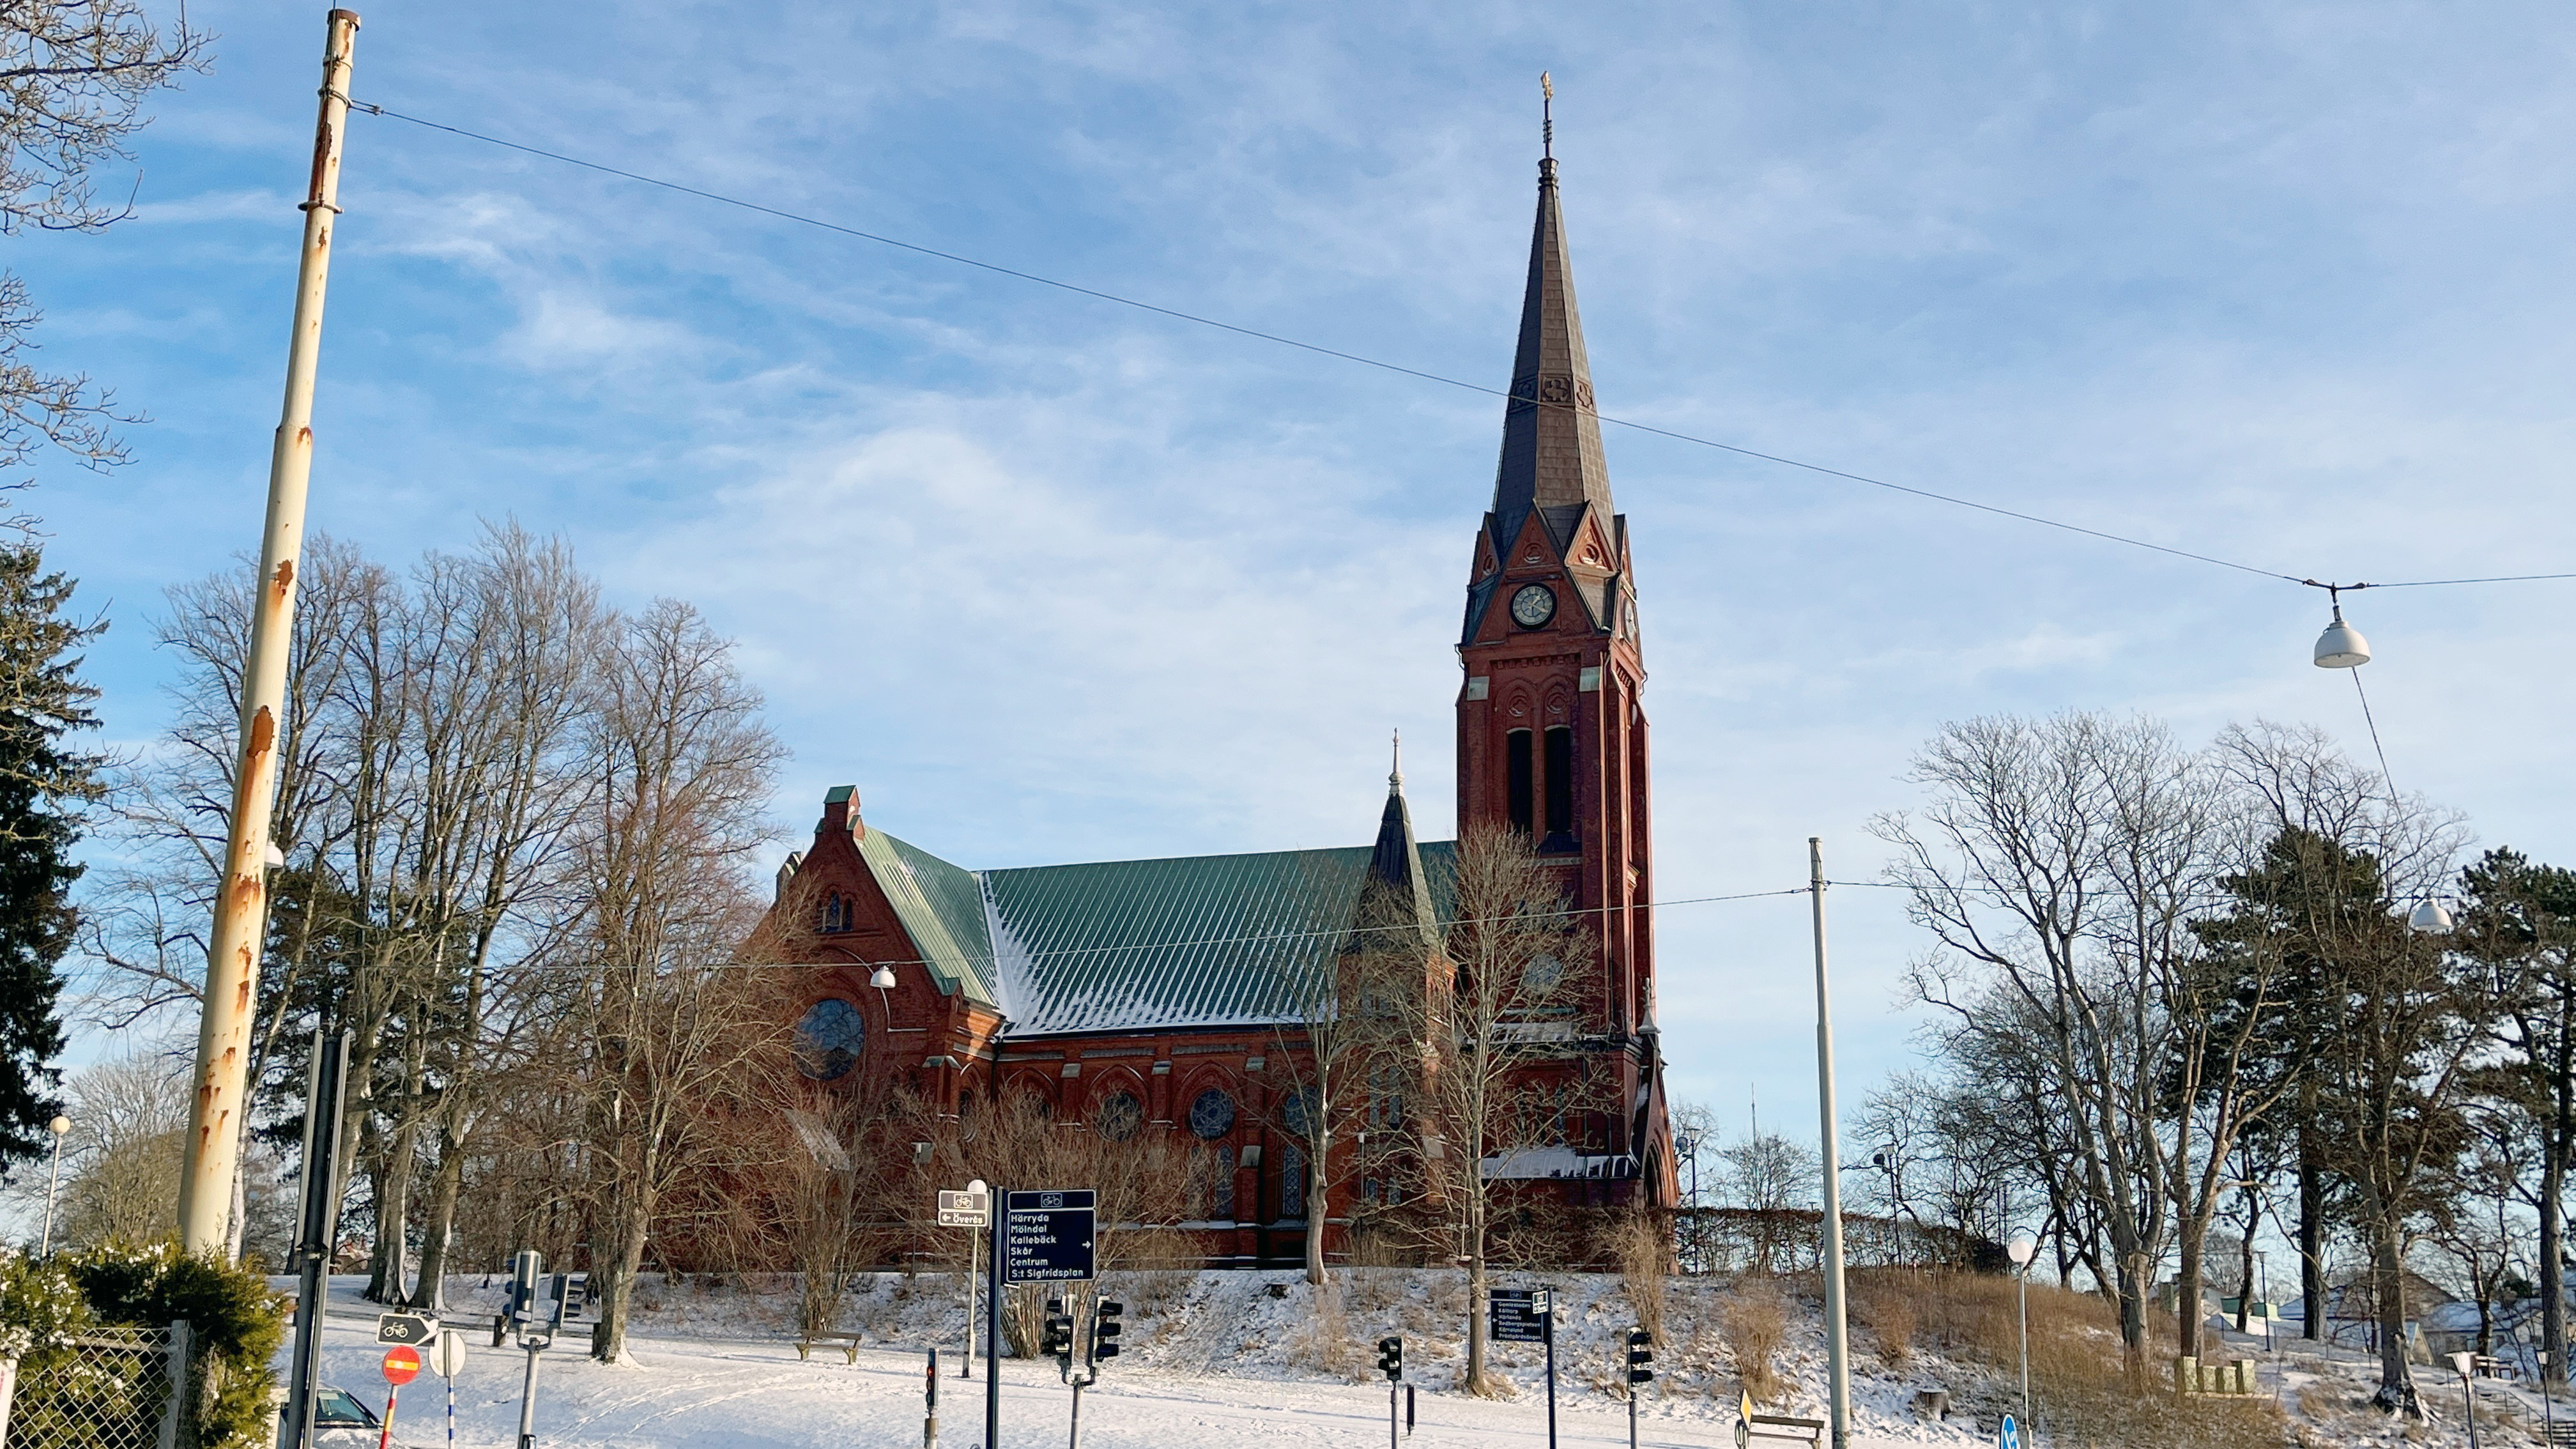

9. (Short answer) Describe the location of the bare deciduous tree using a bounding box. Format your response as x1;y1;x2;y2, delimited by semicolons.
0;1;213;495
1719;1130;1818;1275
1359;824;1600;1397
564;597;787;1363
1270;840;1429;1289
1876;712;2223;1380
47;1046;187;1248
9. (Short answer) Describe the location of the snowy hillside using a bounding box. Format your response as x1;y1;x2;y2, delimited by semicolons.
282;1271;2561;1447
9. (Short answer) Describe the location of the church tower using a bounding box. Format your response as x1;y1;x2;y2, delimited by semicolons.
1455;119;1667;1197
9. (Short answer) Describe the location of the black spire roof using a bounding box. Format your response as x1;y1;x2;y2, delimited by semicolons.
1487;146;1614;557
1360;733;1441;951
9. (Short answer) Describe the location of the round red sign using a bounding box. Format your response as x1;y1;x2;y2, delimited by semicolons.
381;1344;423;1386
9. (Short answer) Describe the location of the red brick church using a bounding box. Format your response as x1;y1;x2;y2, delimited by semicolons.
758;132;1676;1267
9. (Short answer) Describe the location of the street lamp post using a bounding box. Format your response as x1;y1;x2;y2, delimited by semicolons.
2450;1351;2480;1449
2540;1345;2556;1443
2007;1233;2037;1428
2255;1250;2272;1353
39;1115;67;1257
1674;1130;1701;1276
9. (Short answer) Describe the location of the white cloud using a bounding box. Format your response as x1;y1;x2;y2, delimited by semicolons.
38;0;2576;1146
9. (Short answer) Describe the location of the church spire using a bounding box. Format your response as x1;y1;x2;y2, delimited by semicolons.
1488;80;1614;558
1360;733;1439;950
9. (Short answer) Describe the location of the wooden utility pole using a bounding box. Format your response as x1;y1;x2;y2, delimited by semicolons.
176;7;362;1254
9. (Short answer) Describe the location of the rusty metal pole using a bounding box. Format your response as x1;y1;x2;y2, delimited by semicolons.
175;7;361;1254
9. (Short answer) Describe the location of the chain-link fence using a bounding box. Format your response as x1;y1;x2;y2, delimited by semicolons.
1;1322;188;1449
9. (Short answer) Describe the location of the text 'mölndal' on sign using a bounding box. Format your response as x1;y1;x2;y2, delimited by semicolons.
1003;1188;1096;1284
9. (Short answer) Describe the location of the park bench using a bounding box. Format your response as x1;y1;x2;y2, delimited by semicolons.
2547;1420;2576;1447
1734;1413;1825;1446
795;1330;865;1364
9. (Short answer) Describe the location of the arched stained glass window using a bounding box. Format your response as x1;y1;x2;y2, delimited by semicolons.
1280;1087;1317;1138
793;998;864;1081
1280;1143;1307;1220
1188;1088;1236;1140
1093;1091;1142;1142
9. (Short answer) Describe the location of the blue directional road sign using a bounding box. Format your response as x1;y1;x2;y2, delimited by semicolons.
1998;1411;2020;1449
1004;1189;1097;1283
1489;1288;1551;1344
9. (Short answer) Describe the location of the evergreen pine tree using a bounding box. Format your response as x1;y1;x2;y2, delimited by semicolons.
0;543;102;1166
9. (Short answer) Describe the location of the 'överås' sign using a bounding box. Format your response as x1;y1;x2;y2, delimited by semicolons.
1004;1189;1096;1284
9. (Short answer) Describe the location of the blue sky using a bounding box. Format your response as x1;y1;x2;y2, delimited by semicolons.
23;1;2576;1149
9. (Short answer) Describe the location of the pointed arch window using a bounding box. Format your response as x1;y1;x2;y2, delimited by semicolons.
1280;1142;1307;1221
1506;729;1534;834
820;892;851;933
1542;725;1576;850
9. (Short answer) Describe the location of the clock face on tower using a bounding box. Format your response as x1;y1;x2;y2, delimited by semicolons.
1510;583;1556;629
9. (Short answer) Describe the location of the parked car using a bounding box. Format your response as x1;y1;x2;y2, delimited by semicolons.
301;1384;425;1447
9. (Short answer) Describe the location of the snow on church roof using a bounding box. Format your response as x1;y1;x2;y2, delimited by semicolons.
859;832;1456;1038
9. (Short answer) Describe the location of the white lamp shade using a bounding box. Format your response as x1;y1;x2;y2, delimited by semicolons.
47;1116;68;1136
2007;1234;2037;1266
2313;607;2370;668
2409;898;2454;934
868;965;896;990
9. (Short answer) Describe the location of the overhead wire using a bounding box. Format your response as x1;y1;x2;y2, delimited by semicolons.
2349;668;2401;809
336;103;2514;924
684;884;1818;977
342;102;2566;595
658;873;2426;982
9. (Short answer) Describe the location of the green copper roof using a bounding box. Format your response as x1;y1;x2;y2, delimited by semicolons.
847;831;1456;1036
863;829;999;1008
985;847;1366;1035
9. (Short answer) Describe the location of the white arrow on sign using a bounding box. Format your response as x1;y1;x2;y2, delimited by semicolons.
1998;1412;2019;1449
433;1329;469;1379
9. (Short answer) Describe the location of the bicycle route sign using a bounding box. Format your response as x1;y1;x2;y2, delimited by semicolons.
1003;1188;1096;1283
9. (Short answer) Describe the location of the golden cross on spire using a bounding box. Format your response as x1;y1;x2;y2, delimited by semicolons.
1541;72;1554;158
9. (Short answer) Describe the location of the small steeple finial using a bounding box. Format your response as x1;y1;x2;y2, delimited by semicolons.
1540;71;1554;159
1389;728;1404;792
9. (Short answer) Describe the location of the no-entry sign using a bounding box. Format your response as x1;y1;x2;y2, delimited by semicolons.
379;1344;422;1386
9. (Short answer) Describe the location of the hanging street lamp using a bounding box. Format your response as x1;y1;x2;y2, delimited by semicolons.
2313;589;2372;669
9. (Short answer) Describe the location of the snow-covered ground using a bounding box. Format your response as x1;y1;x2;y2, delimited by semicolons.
283;1271;1991;1448
277;1271;2576;1446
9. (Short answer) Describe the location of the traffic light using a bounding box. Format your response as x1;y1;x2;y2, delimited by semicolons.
1625;1328;1654;1386
1092;1300;1124;1363
1376;1335;1403;1381
507;1250;542;1320
1041;1299;1075;1360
